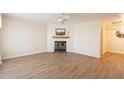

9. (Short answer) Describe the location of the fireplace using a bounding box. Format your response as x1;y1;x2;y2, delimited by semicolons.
54;41;66;51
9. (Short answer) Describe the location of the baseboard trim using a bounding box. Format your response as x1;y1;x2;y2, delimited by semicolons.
2;51;100;60
73;51;100;59
2;51;46;60
107;51;124;55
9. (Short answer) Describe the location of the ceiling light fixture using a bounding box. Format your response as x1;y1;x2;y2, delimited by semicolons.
57;13;70;24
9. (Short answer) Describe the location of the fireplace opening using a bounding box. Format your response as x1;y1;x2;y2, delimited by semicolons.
54;41;66;51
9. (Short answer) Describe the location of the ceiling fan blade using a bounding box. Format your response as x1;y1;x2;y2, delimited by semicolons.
63;15;70;19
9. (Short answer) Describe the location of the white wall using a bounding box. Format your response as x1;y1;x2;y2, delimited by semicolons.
0;15;47;59
73;20;101;58
0;15;102;59
0;14;2;63
0;14;2;28
105;29;124;54
102;23;124;54
47;24;73;52
102;27;107;55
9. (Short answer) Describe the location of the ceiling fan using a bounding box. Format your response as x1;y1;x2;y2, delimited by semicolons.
57;13;70;24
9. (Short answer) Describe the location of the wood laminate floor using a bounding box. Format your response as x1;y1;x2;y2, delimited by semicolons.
1;52;124;79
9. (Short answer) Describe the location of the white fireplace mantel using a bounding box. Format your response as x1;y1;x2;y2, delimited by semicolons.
47;24;73;52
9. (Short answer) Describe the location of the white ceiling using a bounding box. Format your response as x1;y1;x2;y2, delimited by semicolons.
4;13;119;24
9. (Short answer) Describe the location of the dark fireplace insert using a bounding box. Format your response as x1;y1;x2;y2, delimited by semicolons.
54;41;66;51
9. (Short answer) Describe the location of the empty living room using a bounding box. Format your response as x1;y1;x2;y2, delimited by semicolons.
1;0;124;93
0;13;124;79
